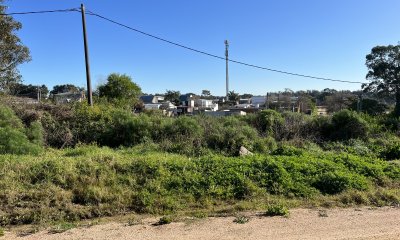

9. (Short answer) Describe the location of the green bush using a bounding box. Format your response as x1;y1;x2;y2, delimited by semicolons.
380;142;400;160
329;110;369;140
0;104;24;129
25;121;44;146
0;105;42;154
257;110;284;138
312;171;368;194
264;204;289;217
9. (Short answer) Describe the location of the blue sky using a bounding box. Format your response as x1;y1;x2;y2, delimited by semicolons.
5;0;400;96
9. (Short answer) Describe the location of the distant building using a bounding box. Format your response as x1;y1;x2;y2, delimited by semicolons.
251;96;267;106
204;110;246;117
194;99;218;111
316;106;328;116
140;95;164;104
177;94;195;115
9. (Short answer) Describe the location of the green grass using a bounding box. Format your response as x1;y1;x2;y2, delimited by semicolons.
0;145;399;226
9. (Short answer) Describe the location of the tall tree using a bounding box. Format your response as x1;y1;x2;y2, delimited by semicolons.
364;44;400;116
0;1;31;93
98;73;141;100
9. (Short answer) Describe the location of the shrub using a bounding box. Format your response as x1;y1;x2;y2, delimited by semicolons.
312;171;368;194
0;105;42;154
25;121;44;146
380;142;400;160
0;104;24;129
280;111;312;140
264;204;289;217
253;136;277;153
156;216;174;225
257;110;284;138
329;110;369;140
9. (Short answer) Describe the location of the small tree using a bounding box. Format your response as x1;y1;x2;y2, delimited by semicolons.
364;44;400;116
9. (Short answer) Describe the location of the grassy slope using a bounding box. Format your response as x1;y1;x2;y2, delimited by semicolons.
0;145;399;226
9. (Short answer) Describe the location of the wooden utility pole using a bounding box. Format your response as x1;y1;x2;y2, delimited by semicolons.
225;40;229;101
81;4;93;106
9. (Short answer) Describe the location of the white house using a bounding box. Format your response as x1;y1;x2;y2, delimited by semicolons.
251;96;267;106
194;99;219;111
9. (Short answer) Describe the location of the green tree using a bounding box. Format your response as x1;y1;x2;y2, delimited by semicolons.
50;84;81;95
201;89;211;97
350;98;388;116
164;90;181;105
10;83;48;99
364;44;400;116
98;73;141;100
227;90;240;103
0;1;31;93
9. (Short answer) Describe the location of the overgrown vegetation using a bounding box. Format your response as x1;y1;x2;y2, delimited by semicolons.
0;100;400;226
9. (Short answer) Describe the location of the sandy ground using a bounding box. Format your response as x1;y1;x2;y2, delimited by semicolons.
4;207;400;240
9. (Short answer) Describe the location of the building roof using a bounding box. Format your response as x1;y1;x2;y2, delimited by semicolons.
140;95;155;103
179;94;193;102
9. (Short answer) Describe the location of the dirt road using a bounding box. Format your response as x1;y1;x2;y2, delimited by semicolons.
5;207;400;240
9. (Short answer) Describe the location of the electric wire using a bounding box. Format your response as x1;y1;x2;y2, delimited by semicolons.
0;8;79;16
86;10;365;85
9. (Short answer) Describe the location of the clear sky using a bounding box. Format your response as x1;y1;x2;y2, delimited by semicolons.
5;0;400;96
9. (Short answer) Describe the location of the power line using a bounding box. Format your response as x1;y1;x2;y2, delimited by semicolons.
0;8;79;16
86;10;365;85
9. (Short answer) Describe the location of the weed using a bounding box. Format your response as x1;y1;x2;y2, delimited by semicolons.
48;222;77;234
127;217;142;226
155;216;174;226
318;210;328;217
264;204;289;217
233;215;249;224
0;227;4;237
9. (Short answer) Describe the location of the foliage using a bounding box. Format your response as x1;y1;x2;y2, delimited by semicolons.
0;105;42;154
329;110;369;140
257;110;284;138
9;83;48;99
364;44;400;116
156;216;174;225
50;84;82;95
264;204;289;217
227;90;240;103
201;89;211;97
98;73;141;102
0;145;399;225
164;90;181;105
233;215;249;224
0;1;31;93
351;98;388;116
